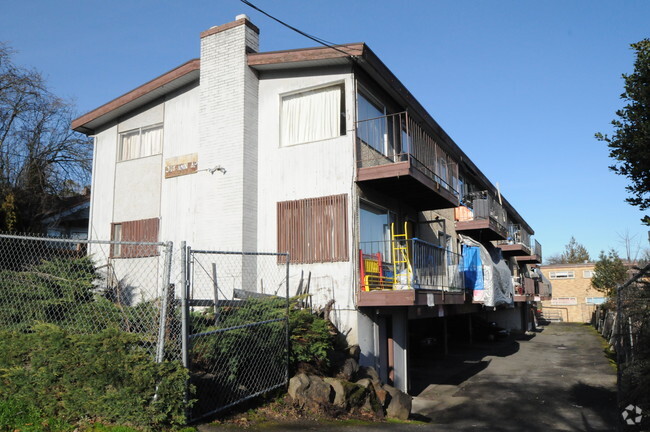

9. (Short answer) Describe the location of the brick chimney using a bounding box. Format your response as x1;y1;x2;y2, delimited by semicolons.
196;15;259;255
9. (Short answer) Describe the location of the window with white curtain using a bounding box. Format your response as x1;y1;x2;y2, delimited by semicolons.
118;124;163;161
281;84;345;146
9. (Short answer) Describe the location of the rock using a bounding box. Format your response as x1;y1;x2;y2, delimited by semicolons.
355;366;380;385
383;384;412;420
288;374;333;410
288;373;310;401
374;384;390;407
341;380;368;409
347;344;361;361
361;382;385;419
337;357;359;380
323;377;346;408
355;378;372;389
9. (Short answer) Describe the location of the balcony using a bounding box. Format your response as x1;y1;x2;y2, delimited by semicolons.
357;239;465;307
498;224;532;256
454;191;508;241
514;276;537;302
356;112;460;211
537;277;552;300
516;239;543;264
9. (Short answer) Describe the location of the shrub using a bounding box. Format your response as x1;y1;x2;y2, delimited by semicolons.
289;308;335;371
0;324;190;428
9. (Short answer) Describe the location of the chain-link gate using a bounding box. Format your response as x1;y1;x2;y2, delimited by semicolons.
181;245;290;422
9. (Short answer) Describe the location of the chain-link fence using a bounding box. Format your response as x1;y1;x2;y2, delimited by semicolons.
0;233;178;361
184;247;290;422
593;263;650;430
0;234;290;424
614;263;650;430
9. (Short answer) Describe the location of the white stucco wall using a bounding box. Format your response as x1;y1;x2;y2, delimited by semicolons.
256;67;360;340
159;84;200;247
87;125;117;260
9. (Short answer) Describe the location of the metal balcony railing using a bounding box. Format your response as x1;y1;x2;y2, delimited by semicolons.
459;190;507;228
359;238;464;292
531;239;543;261
522;277;536;296
356;111;459;198
498;224;532;253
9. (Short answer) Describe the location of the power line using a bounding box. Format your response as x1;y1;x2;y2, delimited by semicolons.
239;0;357;58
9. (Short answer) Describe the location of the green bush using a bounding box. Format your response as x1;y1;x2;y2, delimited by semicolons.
190;297;335;382
0;324;190;429
289;308;335;371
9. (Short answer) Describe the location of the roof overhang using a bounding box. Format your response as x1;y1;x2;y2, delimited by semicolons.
71;59;200;135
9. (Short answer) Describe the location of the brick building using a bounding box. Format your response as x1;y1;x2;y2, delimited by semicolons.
539;263;605;322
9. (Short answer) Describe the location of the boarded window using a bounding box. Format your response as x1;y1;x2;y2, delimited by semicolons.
277;194;348;264
111;218;160;258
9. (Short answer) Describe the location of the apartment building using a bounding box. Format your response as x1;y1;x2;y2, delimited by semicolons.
539;263;603;322
72;15;548;394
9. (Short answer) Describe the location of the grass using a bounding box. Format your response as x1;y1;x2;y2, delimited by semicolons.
0;399;198;432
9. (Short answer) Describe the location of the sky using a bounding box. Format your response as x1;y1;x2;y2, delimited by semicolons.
1;0;649;261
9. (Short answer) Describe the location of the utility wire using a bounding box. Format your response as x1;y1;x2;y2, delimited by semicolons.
239;0;357;58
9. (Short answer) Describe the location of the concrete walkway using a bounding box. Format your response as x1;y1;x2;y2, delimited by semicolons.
411;323;617;431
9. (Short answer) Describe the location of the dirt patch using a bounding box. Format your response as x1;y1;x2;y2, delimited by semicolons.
197;392;410;430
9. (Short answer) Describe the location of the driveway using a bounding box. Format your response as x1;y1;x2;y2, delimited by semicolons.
199;323;617;431
411;323;617;431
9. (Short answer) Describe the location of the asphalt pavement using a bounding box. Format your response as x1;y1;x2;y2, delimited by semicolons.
199;323;618;431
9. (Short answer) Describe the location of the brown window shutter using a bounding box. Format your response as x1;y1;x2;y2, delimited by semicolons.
277;194;348;264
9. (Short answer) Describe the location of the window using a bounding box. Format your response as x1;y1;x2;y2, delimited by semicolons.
549;271;575;279
281;84;345;146
118;124;163;161
360;203;395;261
111;218;160;258
357;92;388;155
586;297;606;305
277;194;348;264
583;270;594;278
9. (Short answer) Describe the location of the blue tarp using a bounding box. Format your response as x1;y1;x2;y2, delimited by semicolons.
462;245;484;293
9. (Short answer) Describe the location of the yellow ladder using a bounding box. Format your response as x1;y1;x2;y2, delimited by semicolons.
391;222;412;289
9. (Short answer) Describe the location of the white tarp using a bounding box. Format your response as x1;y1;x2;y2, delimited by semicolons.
459;234;514;307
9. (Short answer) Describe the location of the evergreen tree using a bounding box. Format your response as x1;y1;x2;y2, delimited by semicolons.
596;39;650;224
546;236;591;264
591;249;628;298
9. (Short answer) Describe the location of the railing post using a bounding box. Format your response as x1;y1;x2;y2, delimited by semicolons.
155;241;174;363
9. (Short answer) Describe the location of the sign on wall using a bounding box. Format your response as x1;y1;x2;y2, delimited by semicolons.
165;153;198;178
551;297;578;306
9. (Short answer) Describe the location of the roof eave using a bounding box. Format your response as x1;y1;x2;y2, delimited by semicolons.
71;58;200;134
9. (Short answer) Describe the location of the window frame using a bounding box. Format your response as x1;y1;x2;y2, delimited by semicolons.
117;123;163;162
279;83;346;147
549;270;575;279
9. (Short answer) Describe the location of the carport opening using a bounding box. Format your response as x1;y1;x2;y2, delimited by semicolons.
407;313;516;396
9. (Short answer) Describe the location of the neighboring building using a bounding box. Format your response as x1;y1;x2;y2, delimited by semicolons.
72;15;548;394
41;191;90;241
539;263;603;322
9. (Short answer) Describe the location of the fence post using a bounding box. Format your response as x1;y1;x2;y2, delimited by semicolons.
180;242;190;422
285;253;290;386
181;242;190;368
155;241;174;363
